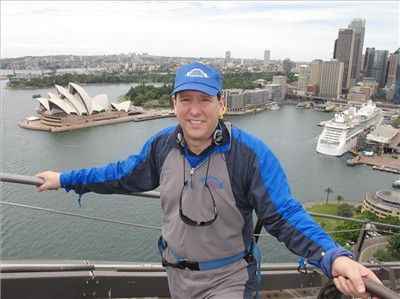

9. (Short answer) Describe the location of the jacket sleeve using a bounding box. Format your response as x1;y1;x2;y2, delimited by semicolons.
247;140;352;278
59;134;161;195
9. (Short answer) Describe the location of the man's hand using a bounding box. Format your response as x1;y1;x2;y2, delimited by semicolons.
332;256;382;299
35;171;61;192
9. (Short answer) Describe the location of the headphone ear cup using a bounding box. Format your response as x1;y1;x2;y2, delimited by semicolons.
213;129;223;145
176;132;185;148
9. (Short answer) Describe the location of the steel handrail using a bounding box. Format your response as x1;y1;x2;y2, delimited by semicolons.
364;277;400;299
2;172;399;230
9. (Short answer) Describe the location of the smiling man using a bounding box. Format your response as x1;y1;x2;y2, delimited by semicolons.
37;62;381;299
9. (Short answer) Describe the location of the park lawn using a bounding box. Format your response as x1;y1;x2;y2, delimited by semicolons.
307;203;345;232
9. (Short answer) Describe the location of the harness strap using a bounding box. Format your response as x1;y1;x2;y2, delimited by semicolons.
158;236;254;271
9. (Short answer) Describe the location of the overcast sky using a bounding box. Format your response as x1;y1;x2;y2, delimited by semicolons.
1;1;399;61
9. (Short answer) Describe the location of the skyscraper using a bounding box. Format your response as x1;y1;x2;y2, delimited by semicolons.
363;47;375;77
348;18;366;82
264;50;270;65
371;50;389;87
387;48;400;103
310;59;323;86
319;60;344;99
333;28;355;91
297;65;310;91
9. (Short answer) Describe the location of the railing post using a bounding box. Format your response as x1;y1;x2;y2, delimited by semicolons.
354;221;370;261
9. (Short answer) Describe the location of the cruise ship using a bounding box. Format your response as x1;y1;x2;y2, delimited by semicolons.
316;101;383;156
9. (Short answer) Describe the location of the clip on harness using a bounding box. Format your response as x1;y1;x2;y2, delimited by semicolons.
157;218;263;298
158;236;257;271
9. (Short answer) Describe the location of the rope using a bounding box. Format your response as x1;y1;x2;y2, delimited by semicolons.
0;201;162;231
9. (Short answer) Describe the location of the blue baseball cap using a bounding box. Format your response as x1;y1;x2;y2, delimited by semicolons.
172;62;223;96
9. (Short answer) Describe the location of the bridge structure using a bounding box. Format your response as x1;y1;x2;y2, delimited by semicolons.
1;173;399;299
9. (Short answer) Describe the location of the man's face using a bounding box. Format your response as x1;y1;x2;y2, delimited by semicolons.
174;90;224;147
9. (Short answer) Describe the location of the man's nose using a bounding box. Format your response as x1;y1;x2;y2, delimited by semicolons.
187;101;202;115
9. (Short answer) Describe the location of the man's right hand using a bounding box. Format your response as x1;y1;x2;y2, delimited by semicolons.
35;171;61;192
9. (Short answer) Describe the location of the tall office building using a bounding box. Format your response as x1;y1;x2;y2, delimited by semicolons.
333;28;355;91
310;59;323;86
319;60;344;99
225;51;231;64
363;47;375;77
387;49;400;103
371;50;389;87
387;49;399;87
348;18;366;82
264;49;271;65
297;65;310;91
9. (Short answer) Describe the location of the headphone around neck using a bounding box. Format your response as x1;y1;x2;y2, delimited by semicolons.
176;122;224;149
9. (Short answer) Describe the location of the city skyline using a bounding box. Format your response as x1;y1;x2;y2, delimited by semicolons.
1;1;398;61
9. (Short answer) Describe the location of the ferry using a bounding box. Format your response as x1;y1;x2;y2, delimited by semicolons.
316;101;383;156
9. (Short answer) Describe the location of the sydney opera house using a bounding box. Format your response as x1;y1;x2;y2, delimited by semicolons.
36;82;132;116
20;82;148;132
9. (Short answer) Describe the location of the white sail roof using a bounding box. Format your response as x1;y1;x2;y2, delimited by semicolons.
36;97;50;111
111;101;131;112
68;83;93;114
47;92;78;114
91;94;110;112
55;84;88;115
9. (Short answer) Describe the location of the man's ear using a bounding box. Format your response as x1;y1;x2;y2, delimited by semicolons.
172;96;177;112
218;96;226;119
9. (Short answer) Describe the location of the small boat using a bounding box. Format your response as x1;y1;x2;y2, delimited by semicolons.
270;102;280;111
32;94;41;99
392;178;400;188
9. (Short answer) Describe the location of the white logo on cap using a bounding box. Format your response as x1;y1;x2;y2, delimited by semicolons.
186;68;209;78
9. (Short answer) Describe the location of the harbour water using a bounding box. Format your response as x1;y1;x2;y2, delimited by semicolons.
0;80;396;263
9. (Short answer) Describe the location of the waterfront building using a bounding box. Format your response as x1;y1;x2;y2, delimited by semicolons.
348;18;366;82
319;60;344;99
348;85;373;102
366;125;400;155
264;50;271;65
306;84;319;96
310;60;323;87
333;28;355;91
297;65;310;91
371;50;389;88
37;82;110;116
272;76;287;99
362;190;400;219
223;89;245;112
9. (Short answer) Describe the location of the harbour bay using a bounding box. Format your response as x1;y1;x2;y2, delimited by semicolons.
1;81;396;263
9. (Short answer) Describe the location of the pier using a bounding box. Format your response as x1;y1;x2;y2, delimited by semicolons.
347;154;400;174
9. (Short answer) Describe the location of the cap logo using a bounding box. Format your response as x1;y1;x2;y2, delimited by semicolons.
186;68;209;78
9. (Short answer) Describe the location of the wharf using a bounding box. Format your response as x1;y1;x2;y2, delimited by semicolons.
347;154;400;174
19;110;175;133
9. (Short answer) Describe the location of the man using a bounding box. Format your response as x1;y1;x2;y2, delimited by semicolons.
37;62;381;299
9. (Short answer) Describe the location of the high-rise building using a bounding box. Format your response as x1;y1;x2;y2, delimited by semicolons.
386;48;400;103
297;65;310;91
310;59;323;86
348;18;366;82
225;51;231;64
370;50;389;87
333;28;355;91
264;50;271;65
319;60;344;99
363;47;375;77
282;58;294;75
387;50;399;88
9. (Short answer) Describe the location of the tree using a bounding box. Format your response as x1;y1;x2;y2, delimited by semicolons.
336;195;344;205
324;187;333;204
337;203;354;218
388;233;400;259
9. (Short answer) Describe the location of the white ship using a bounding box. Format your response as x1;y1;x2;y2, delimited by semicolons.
316;101;383;156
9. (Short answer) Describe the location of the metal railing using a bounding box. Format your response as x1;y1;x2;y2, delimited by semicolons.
1;173;400;298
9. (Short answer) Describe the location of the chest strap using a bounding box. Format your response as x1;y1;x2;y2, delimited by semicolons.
158;236;254;271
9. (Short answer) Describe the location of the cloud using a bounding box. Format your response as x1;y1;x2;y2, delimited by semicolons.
1;1;398;60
